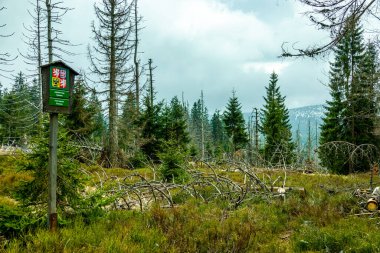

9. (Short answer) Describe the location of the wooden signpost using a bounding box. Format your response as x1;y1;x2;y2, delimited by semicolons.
41;61;79;231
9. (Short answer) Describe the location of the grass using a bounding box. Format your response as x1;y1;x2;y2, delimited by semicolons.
1;155;379;252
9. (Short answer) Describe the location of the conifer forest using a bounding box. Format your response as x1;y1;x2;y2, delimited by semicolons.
2;0;380;252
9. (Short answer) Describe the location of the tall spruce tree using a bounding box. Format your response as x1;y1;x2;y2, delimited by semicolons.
356;42;379;145
319;71;346;173
223;91;248;152
260;72;295;166
319;21;379;173
139;95;163;162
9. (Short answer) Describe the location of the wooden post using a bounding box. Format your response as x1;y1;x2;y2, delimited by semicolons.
41;60;78;232
48;112;58;231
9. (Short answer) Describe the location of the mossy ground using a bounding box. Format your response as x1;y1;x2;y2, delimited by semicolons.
1;156;379;252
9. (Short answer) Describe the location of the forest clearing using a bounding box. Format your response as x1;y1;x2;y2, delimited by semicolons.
1;154;380;252
2;0;380;252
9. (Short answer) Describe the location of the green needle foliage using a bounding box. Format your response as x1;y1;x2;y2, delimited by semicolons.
13;124;106;226
211;110;229;160
14;129;83;211
64;77;105;144
260;72;295;166
158;141;188;183
161;96;190;152
139;94;163;162
0;72;40;146
223;90;248;152
158;96;190;182
319;20;379;174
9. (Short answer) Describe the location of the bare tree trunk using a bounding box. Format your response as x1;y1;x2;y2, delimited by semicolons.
201;90;205;160
37;0;42;102
148;58;153;107
89;0;133;167
307;120;312;162
46;0;52;63
133;0;140;112
109;3;118;167
36;0;43;134
254;108;259;152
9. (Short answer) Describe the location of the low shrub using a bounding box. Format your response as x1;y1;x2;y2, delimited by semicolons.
158;145;188;183
0;204;42;238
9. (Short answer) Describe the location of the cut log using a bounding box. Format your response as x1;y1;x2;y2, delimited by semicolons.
366;198;378;212
270;187;306;197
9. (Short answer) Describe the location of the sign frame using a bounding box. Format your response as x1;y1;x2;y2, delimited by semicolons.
41;61;79;114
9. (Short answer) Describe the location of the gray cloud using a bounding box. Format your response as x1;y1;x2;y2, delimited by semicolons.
1;0;331;113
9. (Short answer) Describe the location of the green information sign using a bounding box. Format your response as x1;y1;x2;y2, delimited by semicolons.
48;66;70;107
41;60;79;114
49;98;69;107
50;90;69;99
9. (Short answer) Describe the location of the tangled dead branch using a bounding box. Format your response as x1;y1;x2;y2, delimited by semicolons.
319;141;379;171
88;158;305;211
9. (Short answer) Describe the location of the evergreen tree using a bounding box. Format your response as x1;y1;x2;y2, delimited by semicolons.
211;110;228;158
0;72;40;146
319;21;379;173
223;91;248;152
158;96;190;182
65;78;96;139
87;90;106;145
14;127;104;224
15;131;84;213
260;72;295;166
119;91;141;165
340;22;366;153
64;77;106;162
161;96;190;151
319;60;347;173
318;68;347;173
139;91;163;162
356;42;379;145
189;93;210;160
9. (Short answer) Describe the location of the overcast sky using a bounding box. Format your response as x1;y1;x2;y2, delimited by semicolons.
0;0;332;112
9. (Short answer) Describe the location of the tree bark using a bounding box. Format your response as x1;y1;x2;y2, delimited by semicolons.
109;2;119;167
133;0;140;112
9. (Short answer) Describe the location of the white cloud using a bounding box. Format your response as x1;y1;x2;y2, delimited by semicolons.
241;61;291;75
141;0;275;60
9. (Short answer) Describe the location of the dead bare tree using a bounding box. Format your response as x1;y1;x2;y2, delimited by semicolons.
19;0;45;104
282;0;378;57
44;0;78;63
132;0;143;112
147;58;156;108
89;159;285;211
88;0;135;167
0;2;16;77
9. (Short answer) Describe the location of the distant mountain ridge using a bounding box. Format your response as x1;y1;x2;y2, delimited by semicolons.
288;105;325;145
244;104;325;146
